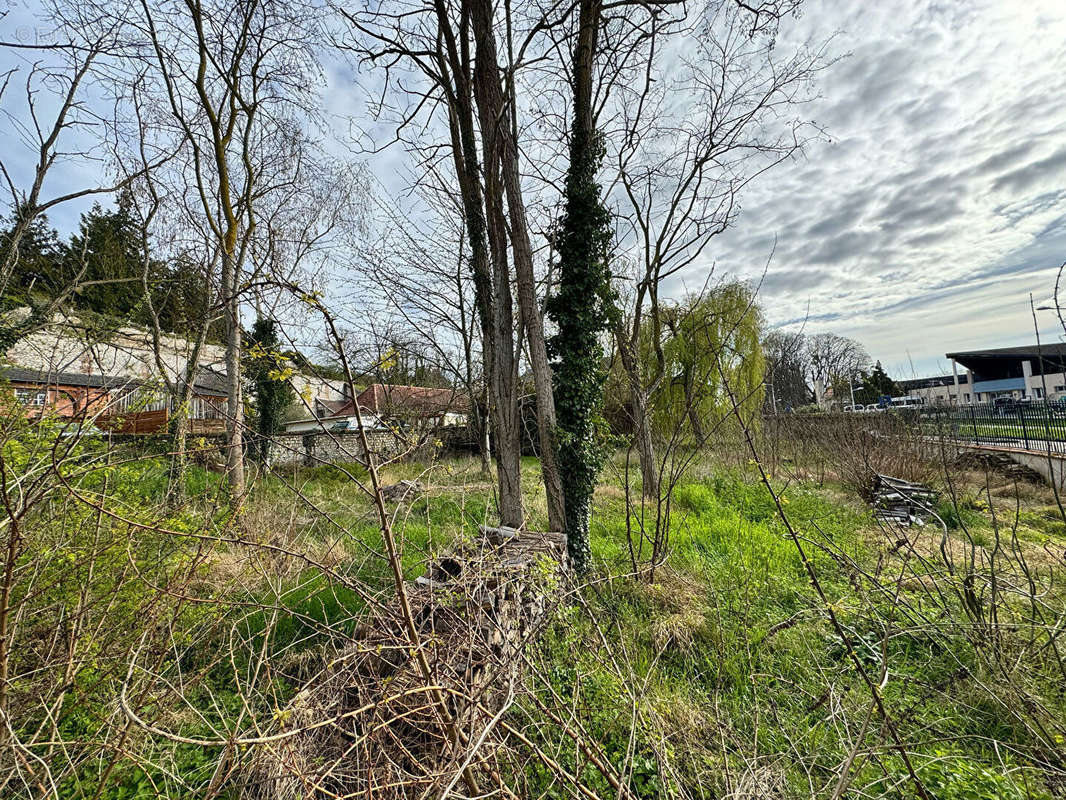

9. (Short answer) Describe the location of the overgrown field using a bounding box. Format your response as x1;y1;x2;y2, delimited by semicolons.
3;422;1065;798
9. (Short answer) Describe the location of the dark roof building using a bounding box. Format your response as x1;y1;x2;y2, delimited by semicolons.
898;373;969;392
2;367;227;397
945;343;1066;403
2;366;228;432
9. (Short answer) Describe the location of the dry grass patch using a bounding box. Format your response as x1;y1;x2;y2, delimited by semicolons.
637;570;711;653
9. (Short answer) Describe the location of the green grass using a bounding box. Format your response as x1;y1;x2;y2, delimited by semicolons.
11;433;1065;799
248;453;1064;798
526;465;1062;798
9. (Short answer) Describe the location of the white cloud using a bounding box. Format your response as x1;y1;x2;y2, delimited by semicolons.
700;0;1066;375
5;0;1066;380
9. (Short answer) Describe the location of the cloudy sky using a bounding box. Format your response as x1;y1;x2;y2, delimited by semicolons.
3;0;1066;379
701;0;1066;377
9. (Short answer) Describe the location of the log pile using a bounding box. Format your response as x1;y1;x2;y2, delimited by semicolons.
243;525;568;799
871;474;938;525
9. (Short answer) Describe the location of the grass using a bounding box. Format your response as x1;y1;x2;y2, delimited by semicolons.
251;449;1064;797
8;425;1066;798
528;459;1062;798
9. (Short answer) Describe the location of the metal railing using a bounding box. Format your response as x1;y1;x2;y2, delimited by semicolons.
921;401;1066;455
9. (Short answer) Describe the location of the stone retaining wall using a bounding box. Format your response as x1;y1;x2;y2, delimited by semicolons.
270;429;428;467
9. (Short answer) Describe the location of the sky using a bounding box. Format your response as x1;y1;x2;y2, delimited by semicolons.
698;0;1066;378
3;0;1066;379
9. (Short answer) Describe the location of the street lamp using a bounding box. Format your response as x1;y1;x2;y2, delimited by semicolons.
1031;294;1056;404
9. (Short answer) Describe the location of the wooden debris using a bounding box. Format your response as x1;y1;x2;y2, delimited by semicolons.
478;524;520;545
243;525;569;798
871;474;938;526
379;479;424;502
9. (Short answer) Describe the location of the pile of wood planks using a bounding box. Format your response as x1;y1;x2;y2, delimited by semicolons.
871;474;938;525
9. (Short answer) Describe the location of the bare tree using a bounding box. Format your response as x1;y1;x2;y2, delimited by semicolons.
358;180;492;472
466;0;568;533
0;21;162;350
105;0;326;496
805;331;869;406
339;0;572;528
763;328;811;411
607;2;825;497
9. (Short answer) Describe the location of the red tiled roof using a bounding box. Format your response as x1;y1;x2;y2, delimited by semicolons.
316;397;353;416
356;384;469;417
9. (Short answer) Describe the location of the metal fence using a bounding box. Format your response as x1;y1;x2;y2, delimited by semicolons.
920;401;1066;454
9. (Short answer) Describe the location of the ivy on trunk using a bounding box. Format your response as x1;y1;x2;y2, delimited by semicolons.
246;317;294;466
547;0;613;575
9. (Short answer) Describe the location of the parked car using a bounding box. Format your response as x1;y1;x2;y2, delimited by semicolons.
993;396;1032;416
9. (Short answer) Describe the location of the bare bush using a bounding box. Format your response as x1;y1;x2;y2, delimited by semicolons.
766;410;939;497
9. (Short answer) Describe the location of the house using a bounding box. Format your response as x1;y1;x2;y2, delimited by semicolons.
2;366;228;434
283;407;386;434
355;384;469;429
4;314;354;435
290;373;348;413
281;381;385;434
282;383;468;435
4;368;130;420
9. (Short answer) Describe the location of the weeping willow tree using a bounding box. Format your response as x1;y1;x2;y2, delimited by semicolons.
651;282;765;445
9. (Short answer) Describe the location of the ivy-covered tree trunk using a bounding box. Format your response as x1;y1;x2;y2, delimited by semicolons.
548;0;612;574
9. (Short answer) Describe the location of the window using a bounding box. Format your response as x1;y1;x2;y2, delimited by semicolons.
965;393;971;403
1056;385;1066;392
14;388;47;406
1035;387;1044;399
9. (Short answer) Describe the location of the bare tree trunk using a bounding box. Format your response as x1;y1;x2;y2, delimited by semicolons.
632;387;659;499
433;0;523;525
445;122;523;524
482;153;524;528
222;254;245;497
618;334;659;499
684;371;705;441
478;385;492;475
469;0;566;534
